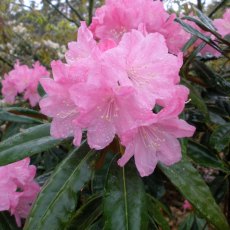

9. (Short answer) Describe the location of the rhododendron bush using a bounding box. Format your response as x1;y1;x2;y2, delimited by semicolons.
0;0;229;229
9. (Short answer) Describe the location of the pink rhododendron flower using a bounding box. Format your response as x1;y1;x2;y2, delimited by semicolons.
0;158;40;227
39;5;196;177
183;200;193;211
89;0;189;54
118;89;195;177
1;61;49;107
213;9;230;37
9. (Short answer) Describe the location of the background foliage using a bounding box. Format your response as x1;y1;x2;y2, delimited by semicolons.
0;0;230;229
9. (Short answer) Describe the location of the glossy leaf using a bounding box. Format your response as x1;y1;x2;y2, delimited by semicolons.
193;61;230;94
187;140;227;172
159;159;229;230
147;195;170;230
66;194;102;230
104;158;148;230
0;212;20;230
24;142;95;230
210;123;230;152
0;111;43;124
0;123;62;165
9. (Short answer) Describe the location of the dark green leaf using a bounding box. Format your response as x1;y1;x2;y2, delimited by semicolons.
175;18;221;52
0;111;43;124
0;124;62;165
66;194;102;230
24;142;95;230
0;212;20;230
193;61;230;94
104;159;148;230
182;79;209;121
210;123;230;152
147;195;170;230
187;140;227;172
159;159;229;230
179;213;195;230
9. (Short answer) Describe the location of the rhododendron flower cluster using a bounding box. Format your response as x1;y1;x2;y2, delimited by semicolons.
2;61;49;107
0;158;40;227
40;0;196;177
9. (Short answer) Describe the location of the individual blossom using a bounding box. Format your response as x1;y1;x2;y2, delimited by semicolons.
89;0;189;54
213;9;230;37
0;158;40;227
182;200;193;211
1;61;49;106
99;30;183;109
40;22;101;146
118;88;195;177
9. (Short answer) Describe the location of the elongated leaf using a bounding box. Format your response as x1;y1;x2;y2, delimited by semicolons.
193;7;216;31
182;79;209;121
193;61;230;94
0;124;62;165
24;142;95;230
187;140;228;172
210;123;230;152
66;194;102;230
0;123;50;150
147;195;170;230
159;159;229;230
175;18;221;52
0;212;20;230
0;111;43;124
104;159;148;230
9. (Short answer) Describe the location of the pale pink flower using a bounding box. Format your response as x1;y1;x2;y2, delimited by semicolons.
1;61;49;106
89;0;189;54
70;83;153;149
213;9;230;37
0;158;40;227
100;30;182;109
118;92;195;177
183;200;193;211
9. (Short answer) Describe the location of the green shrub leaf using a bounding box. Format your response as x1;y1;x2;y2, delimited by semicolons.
24;141;95;230
159;159;229;230
104;158;148;230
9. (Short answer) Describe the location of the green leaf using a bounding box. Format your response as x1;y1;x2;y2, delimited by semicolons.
0;212;20;230
66;194;102;230
175;18;221;52
0;111;43;124
179;213;195;230
147;195;170;230
159;159;229;230
182;79;209;121
193;61;230;95
24;142;95;230
0;123;62;165
187;140;227;172
104;158;148;230
210;123;230;152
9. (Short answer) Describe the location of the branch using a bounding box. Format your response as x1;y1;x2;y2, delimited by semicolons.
0;55;13;68
88;0;94;25
44;0;79;26
65;0;84;21
209;0;228;18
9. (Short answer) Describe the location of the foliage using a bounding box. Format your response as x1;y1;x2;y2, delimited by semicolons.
0;0;230;229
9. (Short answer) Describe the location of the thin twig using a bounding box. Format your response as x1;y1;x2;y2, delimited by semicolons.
44;0;79;26
209;0;228;18
65;0;84;21
0;56;13;68
88;0;94;25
